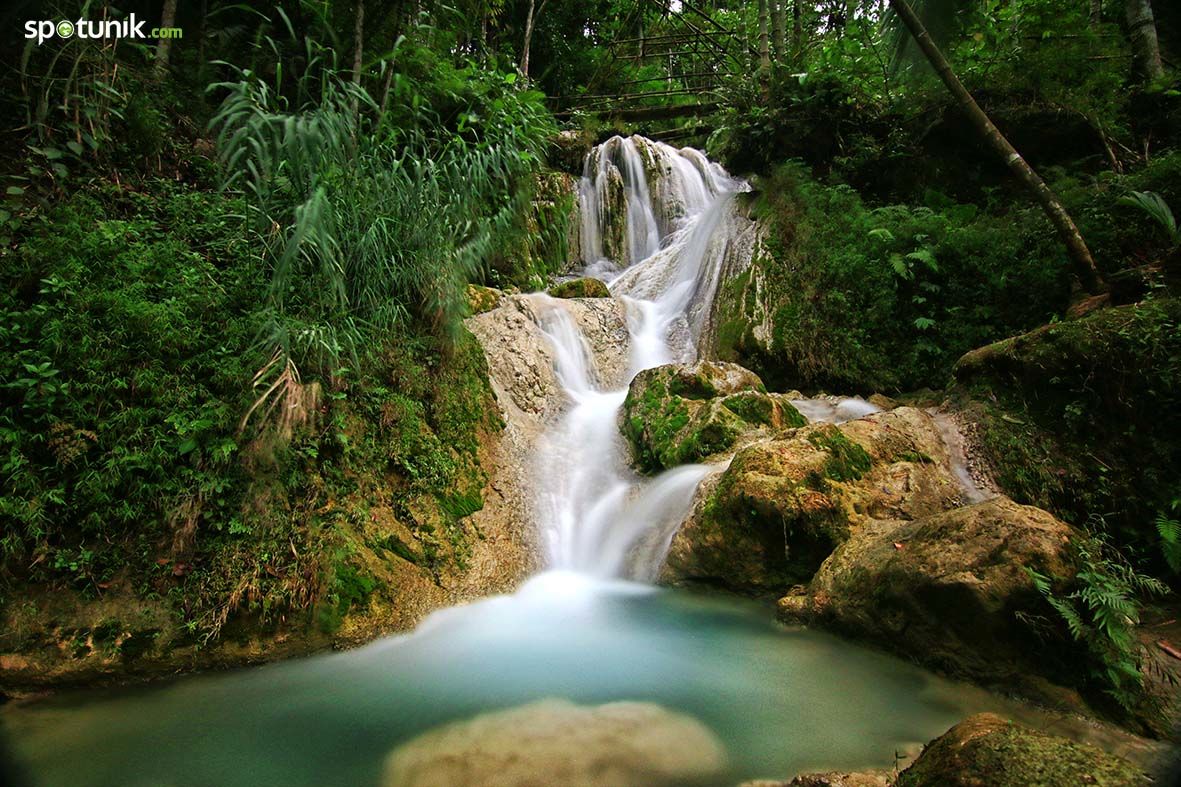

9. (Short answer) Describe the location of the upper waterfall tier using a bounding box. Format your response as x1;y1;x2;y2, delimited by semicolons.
577;135;735;271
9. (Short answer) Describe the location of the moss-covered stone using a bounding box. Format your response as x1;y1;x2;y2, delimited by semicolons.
621;361;802;473
548;277;611;299
952;298;1181;577
896;713;1150;787
465;284;504;315
662;408;968;596
779;498;1079;695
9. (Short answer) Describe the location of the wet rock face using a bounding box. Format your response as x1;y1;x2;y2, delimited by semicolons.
467;294;631;424
662;407;963;595
779;498;1077;689
895;713;1151;787
548;276;611;299
382;698;727;787
621;361;805;473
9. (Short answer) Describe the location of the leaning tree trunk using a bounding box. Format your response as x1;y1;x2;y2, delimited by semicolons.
1125;0;1164;82
154;0;178;76
888;0;1105;294
758;0;771;71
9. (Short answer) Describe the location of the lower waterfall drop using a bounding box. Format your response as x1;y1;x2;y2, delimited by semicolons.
536;135;748;578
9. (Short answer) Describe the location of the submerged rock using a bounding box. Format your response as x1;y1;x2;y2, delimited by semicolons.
779;497;1076;691
382;698;727;787
663;407;962;595
548;276;611;299
895;713;1150;787
621;361;805;473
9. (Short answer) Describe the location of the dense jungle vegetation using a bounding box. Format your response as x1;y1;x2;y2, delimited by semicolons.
0;0;1177;719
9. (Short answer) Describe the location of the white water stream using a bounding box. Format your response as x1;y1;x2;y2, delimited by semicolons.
537;135;746;579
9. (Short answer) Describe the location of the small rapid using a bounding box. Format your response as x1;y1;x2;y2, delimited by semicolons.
537;135;745;578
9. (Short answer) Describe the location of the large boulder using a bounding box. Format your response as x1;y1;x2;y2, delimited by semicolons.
662;407;962;595
895;713;1150;787
778;498;1077;690
381;698;726;787
621;361;805;473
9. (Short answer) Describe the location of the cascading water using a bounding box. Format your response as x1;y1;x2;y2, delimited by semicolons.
536;136;747;579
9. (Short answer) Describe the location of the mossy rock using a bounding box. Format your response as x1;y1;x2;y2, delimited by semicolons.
662;408;972;597
662;421;884;594
548;277;611;299
952;298;1181;575
896;713;1150;787
621;361;803;473
466;284;504;315
782;497;1079;694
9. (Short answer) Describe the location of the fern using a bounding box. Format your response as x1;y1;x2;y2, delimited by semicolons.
1028;534;1168;709
1118;190;1179;246
1157;510;1181;575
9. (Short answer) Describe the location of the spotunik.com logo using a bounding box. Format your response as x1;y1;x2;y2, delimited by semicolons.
24;15;182;45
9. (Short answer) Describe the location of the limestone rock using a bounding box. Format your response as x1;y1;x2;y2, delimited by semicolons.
548;276;611;299
895;713;1150;787
382;698;727;787
779;498;1077;688
466;294;631;426
621;361;805;473
662;407;962;595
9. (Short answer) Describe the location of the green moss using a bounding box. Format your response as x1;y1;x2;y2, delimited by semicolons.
548;277;610;299
622;376;693;472
805;426;872;482
677;406;746;463
955;298;1181;574
720;392;774;424
897;719;1150;787
317;562;380;634
371;533;420;565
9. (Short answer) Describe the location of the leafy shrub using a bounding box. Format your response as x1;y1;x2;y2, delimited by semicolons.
716;162;1070;392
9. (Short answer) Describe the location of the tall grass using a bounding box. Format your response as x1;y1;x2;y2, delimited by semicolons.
209;34;553;434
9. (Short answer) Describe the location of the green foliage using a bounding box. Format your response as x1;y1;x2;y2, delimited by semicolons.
1156;499;1181;575
963;298;1181;576
1118;191;1179;247
717;162;1069;392
1029;534;1168;709
0;182;258;575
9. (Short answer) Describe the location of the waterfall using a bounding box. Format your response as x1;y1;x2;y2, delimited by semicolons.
536;136;748;579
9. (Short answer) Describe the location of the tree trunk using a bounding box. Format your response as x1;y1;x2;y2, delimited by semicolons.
1125;0;1164;82
792;0;803;63
772;0;786;62
1090;0;1102;26
154;0;178;77
888;0;1105;294
520;0;537;79
758;0;771;70
351;0;364;116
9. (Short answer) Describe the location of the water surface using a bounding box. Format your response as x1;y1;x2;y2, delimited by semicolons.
4;573;1043;787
